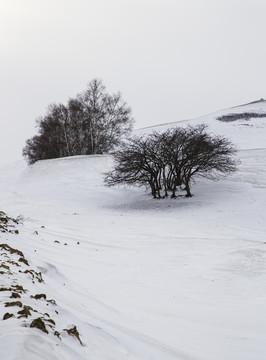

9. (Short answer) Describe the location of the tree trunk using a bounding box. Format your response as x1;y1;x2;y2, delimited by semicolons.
185;182;192;197
171;186;177;198
149;179;156;199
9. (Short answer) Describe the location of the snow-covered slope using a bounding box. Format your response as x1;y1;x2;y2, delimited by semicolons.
137;98;266;150
0;101;266;360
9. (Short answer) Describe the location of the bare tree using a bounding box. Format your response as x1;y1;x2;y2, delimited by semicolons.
76;79;134;155
177;125;238;197
23;79;134;164
105;125;238;198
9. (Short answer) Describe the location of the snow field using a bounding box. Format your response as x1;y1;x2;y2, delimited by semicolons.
0;100;266;359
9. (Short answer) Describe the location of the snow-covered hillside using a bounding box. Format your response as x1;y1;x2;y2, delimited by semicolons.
137;98;266;150
0;101;266;360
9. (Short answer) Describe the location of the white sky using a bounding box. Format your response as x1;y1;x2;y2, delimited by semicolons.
1;0;266;165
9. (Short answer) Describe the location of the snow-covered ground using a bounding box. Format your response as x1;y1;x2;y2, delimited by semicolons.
0;100;266;360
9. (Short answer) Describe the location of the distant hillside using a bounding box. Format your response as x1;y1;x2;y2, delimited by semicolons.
234;97;266;107
136;99;266;151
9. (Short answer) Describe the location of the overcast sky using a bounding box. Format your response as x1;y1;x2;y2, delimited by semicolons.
1;0;266;165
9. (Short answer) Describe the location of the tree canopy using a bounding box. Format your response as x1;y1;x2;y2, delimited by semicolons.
105;124;238;198
23;79;134;164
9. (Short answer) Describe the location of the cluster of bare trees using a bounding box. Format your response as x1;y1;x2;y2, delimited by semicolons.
105;124;238;198
23;79;134;164
217;112;266;122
